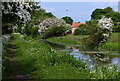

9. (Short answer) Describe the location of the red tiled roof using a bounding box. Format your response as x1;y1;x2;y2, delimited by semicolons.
72;23;86;28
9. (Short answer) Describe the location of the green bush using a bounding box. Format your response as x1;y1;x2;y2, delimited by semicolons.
74;24;89;35
113;25;120;33
74;28;88;35
2;23;13;34
22;23;39;37
43;26;66;39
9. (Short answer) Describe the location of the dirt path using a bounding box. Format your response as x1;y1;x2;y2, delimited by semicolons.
3;43;31;80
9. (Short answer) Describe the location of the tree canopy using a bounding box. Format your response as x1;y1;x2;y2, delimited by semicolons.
91;7;120;32
2;2;39;34
91;7;120;25
2;2;55;35
62;16;73;25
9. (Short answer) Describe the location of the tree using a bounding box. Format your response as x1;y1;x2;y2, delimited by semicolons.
43;26;66;39
91;9;106;20
38;18;71;37
62;16;73;25
91;7;120;24
74;24;88;35
22;8;55;36
2;2;39;34
84;16;113;50
91;7;114;20
106;12;120;25
91;7;120;33
104;7;113;13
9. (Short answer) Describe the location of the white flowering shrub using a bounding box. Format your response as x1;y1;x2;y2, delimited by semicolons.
2;2;38;34
98;16;113;43
38;18;71;36
84;16;113;50
2;2;37;23
3;2;32;23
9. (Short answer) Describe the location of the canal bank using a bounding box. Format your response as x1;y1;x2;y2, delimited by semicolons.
2;34;119;79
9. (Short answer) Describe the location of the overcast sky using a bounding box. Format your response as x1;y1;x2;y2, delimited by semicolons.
39;2;119;23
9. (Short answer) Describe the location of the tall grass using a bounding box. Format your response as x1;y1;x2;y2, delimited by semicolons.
2;34;119;79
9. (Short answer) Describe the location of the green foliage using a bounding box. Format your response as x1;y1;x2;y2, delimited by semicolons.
106;12;120;25
91;7;120;31
2;2;38;35
62;16;73;25
3;34;90;79
30;9;55;25
90;65;118;79
83;31;104;50
86;20;99;35
91;7;114;20
44;12;55;18
99;42;119;51
47;35;89;47
20;9;55;36
24;24;39;36
3;34;119;79
43;26;67;39
82;19;111;50
74;24;89;35
2;2;55;36
113;25;120;33
2;23;13;34
99;33;120;51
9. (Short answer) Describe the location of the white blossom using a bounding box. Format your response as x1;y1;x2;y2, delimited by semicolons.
98;16;113;31
98;16;113;43
2;2;37;23
102;33;109;38
38;18;71;35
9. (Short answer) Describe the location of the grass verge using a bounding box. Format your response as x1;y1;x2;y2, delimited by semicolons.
2;34;119;79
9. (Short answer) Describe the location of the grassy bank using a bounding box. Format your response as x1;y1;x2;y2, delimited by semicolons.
48;33;120;52
3;34;90;79
47;35;88;46
99;33;120;51
2;34;119;79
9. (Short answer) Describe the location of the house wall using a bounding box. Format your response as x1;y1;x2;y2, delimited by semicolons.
72;27;77;34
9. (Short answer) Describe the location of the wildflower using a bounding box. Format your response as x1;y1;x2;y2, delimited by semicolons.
108;66;112;70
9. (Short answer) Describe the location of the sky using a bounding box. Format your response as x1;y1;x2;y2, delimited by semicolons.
38;2;119;23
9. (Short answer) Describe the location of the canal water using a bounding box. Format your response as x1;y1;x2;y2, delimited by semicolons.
44;40;120;71
68;47;120;70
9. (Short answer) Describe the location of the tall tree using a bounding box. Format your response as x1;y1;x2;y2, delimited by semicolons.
91;7;120;24
23;8;55;36
91;7;120;32
2;1;39;34
62;16;73;25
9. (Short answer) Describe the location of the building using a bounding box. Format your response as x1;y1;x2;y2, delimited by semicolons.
71;22;86;34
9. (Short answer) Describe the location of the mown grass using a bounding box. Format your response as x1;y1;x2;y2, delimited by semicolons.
47;35;88;46
48;33;120;52
2;34;119;79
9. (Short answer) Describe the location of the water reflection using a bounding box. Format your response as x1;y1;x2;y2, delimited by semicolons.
69;46;120;70
44;40;120;70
